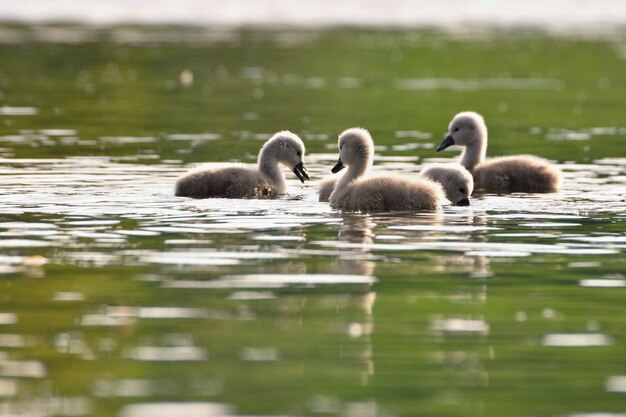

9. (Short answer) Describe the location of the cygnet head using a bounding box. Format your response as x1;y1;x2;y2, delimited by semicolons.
261;131;310;182
436;111;487;151
331;127;374;173
420;163;474;206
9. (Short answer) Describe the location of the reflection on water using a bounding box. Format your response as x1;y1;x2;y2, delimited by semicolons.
0;106;38;116
396;77;564;91
542;333;612;347
579;278;626;287
118;402;232;417
430;317;490;334
126;345;208;361
1;24;625;417
165;274;376;288
606;376;626;393
1;128;625;417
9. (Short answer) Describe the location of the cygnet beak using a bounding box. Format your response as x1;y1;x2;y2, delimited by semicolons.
456;198;470;206
292;162;310;183
331;158;345;173
436;135;455;152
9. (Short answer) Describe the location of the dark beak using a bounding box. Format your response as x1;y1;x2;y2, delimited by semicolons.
331;158;345;173
436;135;455;152
456;198;470;206
292;162;310;183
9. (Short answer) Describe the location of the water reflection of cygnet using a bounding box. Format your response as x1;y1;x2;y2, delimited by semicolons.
337;213;376;276
420;211;491;392
336;213;377;385
444;211;491;282
437;210;490;305
375;210;492;280
461;216;490;280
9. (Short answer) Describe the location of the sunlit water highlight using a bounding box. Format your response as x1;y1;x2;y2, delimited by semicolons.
1;130;625;417
1;155;624;263
2;144;623;415
1;23;625;417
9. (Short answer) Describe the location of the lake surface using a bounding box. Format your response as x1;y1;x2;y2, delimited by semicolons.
0;23;625;417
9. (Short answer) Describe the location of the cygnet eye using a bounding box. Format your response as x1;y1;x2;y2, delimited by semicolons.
459;187;465;193
296;151;302;157
453;127;460;132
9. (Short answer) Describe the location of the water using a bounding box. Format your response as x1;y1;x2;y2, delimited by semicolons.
1;23;626;417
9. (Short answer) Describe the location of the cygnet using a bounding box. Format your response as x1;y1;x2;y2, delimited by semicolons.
419;163;474;206
436;111;561;193
175;131;310;198
328;128;443;212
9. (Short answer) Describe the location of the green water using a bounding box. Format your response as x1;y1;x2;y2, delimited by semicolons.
0;23;625;417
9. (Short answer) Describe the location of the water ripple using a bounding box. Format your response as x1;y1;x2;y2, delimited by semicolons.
125;346;207;361
119;402;233;417
396;77;563;91
542;333;612;347
164;274;376;289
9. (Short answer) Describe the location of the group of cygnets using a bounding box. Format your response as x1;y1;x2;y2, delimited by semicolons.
174;111;562;212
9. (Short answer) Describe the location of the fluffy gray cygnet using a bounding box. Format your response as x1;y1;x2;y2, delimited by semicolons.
418;163;474;206
319;162;473;207
327;128;443;212
175;131;310;198
436;112;562;194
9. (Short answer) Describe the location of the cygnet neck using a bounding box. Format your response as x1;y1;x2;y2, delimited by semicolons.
460;134;487;171
257;141;286;191
334;156;369;194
